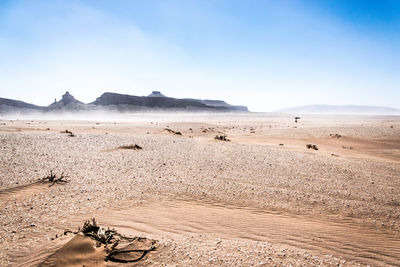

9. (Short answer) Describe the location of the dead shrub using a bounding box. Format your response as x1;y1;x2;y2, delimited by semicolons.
215;134;230;141
306;144;319;150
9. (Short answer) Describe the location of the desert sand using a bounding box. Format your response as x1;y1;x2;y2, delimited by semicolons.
0;113;399;266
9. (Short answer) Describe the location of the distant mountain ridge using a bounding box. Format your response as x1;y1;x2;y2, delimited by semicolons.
277;104;400;115
0;91;248;113
0;97;42;111
184;98;248;111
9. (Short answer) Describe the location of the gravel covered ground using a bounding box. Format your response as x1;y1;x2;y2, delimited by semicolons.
0;114;399;266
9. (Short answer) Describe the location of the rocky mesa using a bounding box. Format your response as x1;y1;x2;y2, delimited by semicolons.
0;91;249;113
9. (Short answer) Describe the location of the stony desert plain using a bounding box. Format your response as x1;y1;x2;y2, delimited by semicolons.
0;113;399;266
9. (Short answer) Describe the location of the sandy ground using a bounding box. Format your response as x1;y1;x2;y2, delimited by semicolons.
0;113;399;266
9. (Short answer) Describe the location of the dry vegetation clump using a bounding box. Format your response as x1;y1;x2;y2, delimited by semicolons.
329;133;342;138
39;170;69;187
67;218;157;263
119;144;142;150
294;116;301;123
306;144;319;150
164;128;182;135
215;134;230;141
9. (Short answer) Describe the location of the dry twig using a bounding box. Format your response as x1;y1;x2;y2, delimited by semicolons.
39;170;69;187
119;144;142;150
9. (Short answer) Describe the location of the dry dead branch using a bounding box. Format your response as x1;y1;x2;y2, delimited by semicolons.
119;144;142;150
60;129;75;137
164;128;182;135
39;170;69;187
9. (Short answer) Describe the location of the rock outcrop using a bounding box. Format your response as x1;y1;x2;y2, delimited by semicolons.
46;91;87;111
147;91;166;98
185;98;248;112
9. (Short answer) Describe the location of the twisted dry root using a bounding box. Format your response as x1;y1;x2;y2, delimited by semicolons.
106;246;156;263
65;218;157;263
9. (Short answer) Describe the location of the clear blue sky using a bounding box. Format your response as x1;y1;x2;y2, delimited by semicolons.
0;0;399;111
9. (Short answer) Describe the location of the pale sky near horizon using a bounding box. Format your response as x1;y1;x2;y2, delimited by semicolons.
0;0;399;111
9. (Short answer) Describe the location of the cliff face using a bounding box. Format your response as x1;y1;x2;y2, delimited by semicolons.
92;92;209;109
92;92;246;111
185;98;248;112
